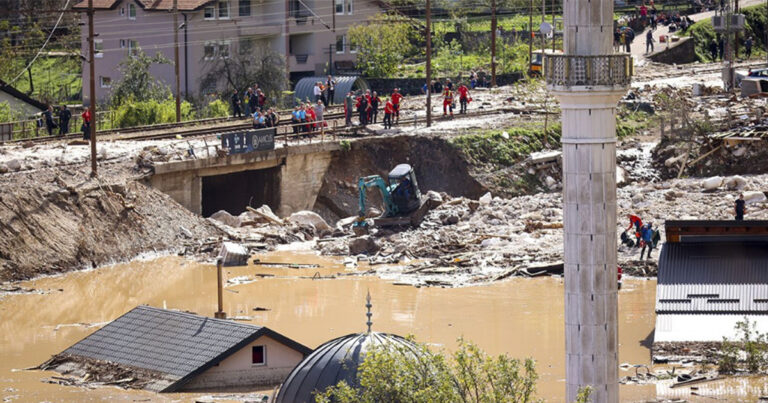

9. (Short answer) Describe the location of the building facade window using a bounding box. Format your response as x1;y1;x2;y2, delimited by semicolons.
204;5;215;19
335;35;345;54
335;0;343;14
204;41;216;60
128;3;136;19
128;40;139;57
219;41;230;59
119;7;125;16
100;76;112;88
238;0;250;16
346;0;352;15
251;345;265;365
218;1;229;19
239;37;253;55
350;41;357;53
94;39;104;58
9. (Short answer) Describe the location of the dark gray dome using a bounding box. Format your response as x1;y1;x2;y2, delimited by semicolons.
293;76;369;105
275;332;417;403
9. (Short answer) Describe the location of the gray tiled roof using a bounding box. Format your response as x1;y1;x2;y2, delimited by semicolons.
656;241;768;314
61;306;311;392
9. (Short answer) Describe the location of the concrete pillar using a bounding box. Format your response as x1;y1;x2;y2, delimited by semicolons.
546;0;631;401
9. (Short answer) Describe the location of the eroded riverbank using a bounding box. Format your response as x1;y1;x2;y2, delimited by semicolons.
1;252;766;402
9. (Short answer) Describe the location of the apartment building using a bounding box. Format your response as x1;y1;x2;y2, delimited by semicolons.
73;0;383;104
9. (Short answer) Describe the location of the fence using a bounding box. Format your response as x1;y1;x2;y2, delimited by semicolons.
544;54;633;87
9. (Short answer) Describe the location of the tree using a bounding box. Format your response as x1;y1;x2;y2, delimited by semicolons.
314;337;540;403
109;50;171;107
348;14;416;78
199;45;287;104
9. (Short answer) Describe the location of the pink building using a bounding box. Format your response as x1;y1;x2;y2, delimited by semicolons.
73;0;384;104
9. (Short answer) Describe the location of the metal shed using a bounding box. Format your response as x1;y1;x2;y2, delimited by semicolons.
293;76;369;105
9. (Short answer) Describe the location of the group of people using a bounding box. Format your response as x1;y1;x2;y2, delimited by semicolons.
39;104;92;140
623;214;660;260
421;79;473;117
344;88;403;129
708;35;755;61
231;85;267;119
313;76;337;107
289;100;326;134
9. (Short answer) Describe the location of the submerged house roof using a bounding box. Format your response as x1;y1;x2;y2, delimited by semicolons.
57;305;312;392
654;221;768;343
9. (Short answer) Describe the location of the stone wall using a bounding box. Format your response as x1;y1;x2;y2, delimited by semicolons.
648;36;696;65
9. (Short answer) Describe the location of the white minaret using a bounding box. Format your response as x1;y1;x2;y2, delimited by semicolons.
544;0;631;401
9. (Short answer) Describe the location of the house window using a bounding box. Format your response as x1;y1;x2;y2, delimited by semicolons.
252;345;265;365
238;0;250;16
120;39;126;48
128;3;136;19
204;6;215;19
239;37;253;55
119;7;125;16
218;1;229;19
335;0;343;14
128;40;139;57
346;0;352;15
335;35;345;54
94;39;104;58
219;41;230;59
100;76;112;88
350;42;357;53
204;41;216;60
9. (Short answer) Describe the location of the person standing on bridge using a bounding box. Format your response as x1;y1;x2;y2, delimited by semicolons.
265;107;278;128
326;75;336;105
314;100;325;129
231;89;243;118
645;29;654;54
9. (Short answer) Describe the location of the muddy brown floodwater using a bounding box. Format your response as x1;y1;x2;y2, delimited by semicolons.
1;252;766;402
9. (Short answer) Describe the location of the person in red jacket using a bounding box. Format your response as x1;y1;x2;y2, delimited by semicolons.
81;108;92;140
305;103;316;133
457;83;470;114
442;87;454;117
390;88;403;124
383;98;394;129
626;214;643;247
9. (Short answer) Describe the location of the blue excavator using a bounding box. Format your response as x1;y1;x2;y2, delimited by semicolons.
354;164;427;231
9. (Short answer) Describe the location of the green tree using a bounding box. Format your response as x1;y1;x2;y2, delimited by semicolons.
348;14;416;78
315;337;540;403
109;50;171;107
199;45;287;104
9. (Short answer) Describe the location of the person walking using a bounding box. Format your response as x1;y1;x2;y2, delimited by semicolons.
735;193;746;220
231;89;243;118
370;91;380;124
442;86;454;117
58;105;71;135
457;83;470;114
625;29;633;53
709;39;719;61
81;108;92;140
745;36;753;59
645;29;654;54
390;88;403;124
383;98;394;129
43;105;57;136
639;223;654;260
325;75;336;105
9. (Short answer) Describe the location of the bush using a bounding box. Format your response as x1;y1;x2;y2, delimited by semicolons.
201;99;230;119
0;101;19;123
451;124;562;167
112;98;195;128
719;317;768;374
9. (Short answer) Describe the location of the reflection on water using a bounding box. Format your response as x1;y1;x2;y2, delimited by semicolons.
0;252;763;402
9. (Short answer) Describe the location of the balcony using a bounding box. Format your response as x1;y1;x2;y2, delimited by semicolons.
544;54;633;88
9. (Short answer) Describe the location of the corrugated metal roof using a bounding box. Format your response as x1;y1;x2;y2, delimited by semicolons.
275;332;418;403
293;76;369;105
656;242;768;314
60;305;311;392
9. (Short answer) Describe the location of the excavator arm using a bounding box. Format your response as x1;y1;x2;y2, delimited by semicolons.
355;175;399;227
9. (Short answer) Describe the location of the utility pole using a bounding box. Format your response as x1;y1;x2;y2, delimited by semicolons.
490;0;497;87
88;0;97;177
551;0;556;52
734;0;739;58
173;0;181;122
528;0;533;74
331;0;336;31
425;0;432;127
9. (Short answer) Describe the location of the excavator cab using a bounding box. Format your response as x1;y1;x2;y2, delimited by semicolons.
388;164;422;214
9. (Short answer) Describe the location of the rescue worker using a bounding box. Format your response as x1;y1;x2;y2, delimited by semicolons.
383;97;394;129
81;108;92;140
356;92;369;126
370;91;381;124
390;88;403;124
442;86;454;117
344;91;355;126
640;223;654;259
457;83;470;114
626;214;643;247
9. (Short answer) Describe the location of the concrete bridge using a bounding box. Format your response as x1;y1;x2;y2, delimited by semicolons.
148;142;339;217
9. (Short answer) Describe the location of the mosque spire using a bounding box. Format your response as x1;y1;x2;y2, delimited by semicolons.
365;290;373;333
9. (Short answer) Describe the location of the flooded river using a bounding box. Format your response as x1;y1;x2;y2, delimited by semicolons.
1;252;765;402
